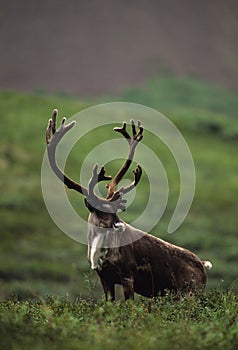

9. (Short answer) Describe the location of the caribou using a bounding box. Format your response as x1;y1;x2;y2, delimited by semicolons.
46;109;212;301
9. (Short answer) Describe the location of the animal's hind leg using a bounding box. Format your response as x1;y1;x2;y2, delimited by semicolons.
100;277;115;301
121;276;134;301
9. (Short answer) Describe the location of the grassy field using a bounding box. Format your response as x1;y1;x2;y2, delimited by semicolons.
1;290;238;350
0;76;238;348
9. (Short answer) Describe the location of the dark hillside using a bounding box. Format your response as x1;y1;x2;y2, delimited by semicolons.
0;0;238;96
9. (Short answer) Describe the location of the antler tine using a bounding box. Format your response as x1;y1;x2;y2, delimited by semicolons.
120;164;142;195
114;120;143;144
106;120;143;199
131;119;137;137
113;121;131;142
130;119;143;144
133;164;142;186
98;166;112;182
46;109;58;144
52;108;57;134
46;110;75;145
46;119;52;145
88;164;112;196
136;120;143;142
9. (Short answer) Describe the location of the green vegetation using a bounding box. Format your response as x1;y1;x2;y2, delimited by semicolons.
1;77;238;300
1;290;238;350
1;76;238;349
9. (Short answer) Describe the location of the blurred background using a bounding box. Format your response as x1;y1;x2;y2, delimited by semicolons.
1;0;238;96
0;0;238;300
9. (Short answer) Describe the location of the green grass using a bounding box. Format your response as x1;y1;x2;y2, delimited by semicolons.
0;76;238;301
0;290;238;350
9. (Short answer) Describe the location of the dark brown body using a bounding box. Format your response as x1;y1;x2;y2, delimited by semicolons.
88;219;207;301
